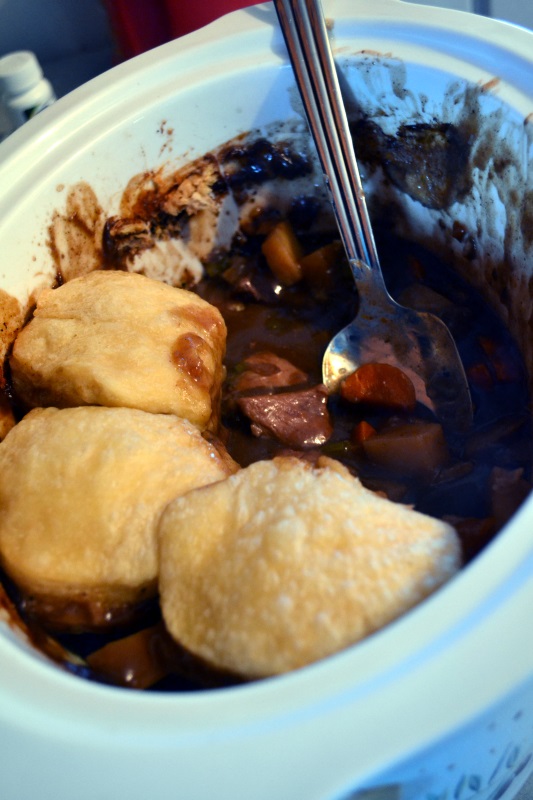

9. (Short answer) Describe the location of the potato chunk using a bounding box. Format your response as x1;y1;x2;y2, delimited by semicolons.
0;406;237;629
158;456;460;678
362;422;450;477
261;221;303;286
10;270;226;431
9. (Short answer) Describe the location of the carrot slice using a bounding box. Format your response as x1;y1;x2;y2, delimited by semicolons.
351;420;376;444
340;362;417;411
362;422;449;477
261;220;303;286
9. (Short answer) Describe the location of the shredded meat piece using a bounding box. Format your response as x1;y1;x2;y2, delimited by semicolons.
237;385;332;448
103;216;154;261
161;158;222;216
221;259;279;302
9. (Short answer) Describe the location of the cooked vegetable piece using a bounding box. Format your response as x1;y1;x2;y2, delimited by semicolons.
300;241;342;286
86;624;172;689
261;220;303;286
340;362;417;411
351;420;377;444
362;422;450;476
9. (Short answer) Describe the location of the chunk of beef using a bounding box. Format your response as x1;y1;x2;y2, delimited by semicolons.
237;385;332;448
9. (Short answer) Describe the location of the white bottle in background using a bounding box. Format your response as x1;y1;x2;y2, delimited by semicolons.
0;51;56;137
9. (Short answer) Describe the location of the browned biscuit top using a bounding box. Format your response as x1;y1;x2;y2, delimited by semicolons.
0;406;237;622
10;270;227;431
158;456;461;678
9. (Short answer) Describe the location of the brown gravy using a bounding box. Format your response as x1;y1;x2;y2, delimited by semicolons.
0;132;531;691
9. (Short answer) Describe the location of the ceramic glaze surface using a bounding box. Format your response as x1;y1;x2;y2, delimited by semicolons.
0;2;531;799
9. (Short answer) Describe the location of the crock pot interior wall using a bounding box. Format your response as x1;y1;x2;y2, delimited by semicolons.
0;3;532;799
336;54;533;384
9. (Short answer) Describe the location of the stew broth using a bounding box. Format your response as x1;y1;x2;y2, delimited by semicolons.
1;135;531;691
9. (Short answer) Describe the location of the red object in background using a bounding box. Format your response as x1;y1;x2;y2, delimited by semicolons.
103;0;256;61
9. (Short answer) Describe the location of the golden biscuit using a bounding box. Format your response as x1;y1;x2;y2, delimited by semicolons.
0;406;237;629
10;270;226;431
158;456;461;678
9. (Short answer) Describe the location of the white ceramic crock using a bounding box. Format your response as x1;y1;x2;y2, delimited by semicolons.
0;2;532;799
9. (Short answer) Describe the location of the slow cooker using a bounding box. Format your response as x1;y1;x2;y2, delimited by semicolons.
0;2;531;798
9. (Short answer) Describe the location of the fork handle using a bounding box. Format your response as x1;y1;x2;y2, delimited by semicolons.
274;0;380;271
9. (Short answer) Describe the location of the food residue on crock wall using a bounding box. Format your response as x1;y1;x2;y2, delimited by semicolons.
336;55;533;380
